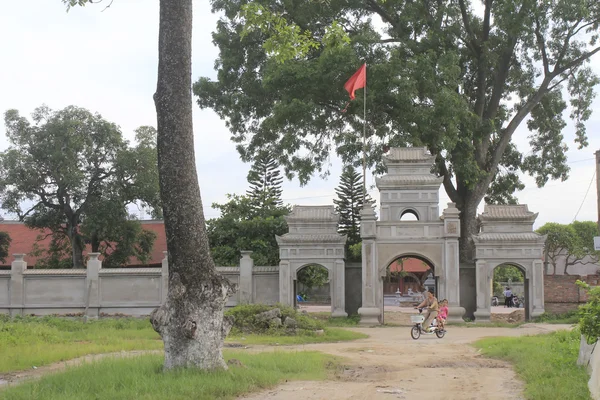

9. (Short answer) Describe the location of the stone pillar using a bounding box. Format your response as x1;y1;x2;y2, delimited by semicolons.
473;260;491;321
442;202;466;322
161;251;168;304
278;261;293;306
10;254;26;317
331;259;347;317
86;253;101;319
358;205;380;325
239;251;254;304
531;259;545;319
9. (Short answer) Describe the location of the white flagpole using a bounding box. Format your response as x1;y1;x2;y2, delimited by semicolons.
362;66;367;203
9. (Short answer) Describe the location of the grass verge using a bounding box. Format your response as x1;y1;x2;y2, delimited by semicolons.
532;311;579;325
227;327;367;345
0;315;365;373
0;351;339;400
474;329;590;400
0;315;162;374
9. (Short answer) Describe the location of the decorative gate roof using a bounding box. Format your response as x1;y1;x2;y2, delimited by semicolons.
276;205;347;245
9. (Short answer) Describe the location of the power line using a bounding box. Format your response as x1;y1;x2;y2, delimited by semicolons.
572;170;596;222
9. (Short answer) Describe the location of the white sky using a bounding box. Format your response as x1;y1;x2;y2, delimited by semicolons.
0;0;598;228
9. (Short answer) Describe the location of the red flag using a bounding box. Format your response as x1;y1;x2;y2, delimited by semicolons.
344;63;366;100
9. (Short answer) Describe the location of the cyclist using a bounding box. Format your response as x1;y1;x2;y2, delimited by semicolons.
415;290;439;332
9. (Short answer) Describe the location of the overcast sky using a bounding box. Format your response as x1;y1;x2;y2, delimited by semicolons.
0;0;598;228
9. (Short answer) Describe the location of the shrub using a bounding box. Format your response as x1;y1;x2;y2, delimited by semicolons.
225;304;324;334
576;280;600;344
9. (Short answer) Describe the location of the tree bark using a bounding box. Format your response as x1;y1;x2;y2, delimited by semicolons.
67;221;84;269
458;193;482;263
150;0;236;370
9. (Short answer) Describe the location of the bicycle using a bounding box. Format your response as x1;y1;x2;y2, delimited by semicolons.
410;308;446;340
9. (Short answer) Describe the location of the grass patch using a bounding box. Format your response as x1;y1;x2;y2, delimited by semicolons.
474;329;590;400
308;312;361;327
532;311;579;325
228;327;367;345
449;321;523;328
0;315;162;374
0;351;339;400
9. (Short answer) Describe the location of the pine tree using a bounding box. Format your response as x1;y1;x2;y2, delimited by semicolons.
333;165;372;250
246;151;284;211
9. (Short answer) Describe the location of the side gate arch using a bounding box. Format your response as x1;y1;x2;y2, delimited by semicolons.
358;147;466;325
472;205;546;321
276;205;348;317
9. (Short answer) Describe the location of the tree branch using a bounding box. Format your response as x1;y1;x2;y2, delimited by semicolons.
365;0;401;34
457;0;477;52
554;46;600;76
434;153;459;204
534;17;550;76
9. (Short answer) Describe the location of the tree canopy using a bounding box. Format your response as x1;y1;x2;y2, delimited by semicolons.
246;151;284;209
333;165;372;261
537;220;600;274
207;194;290;266
197;0;600;260
0;106;161;268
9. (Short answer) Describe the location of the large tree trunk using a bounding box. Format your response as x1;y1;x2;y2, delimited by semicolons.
458;192;482;263
67;222;84;269
150;0;235;370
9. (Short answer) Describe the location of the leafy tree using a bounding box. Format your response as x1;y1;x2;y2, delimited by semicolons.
65;0;236;371
577;280;600;344
197;0;600;262
207;194;290;266
492;265;524;296
297;264;329;291
333;165;372;260
246;151;284;209
0;232;11;264
537;221;600;275
0;106;159;268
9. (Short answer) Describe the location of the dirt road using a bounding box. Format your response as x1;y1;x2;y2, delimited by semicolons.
240;324;571;400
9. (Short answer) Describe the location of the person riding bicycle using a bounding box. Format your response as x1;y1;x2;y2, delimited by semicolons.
415;290;439;332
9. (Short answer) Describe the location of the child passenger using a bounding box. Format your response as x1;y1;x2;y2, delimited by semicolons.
437;299;449;330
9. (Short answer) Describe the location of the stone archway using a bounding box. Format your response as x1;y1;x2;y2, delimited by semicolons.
276;205;347;317
472;205;546;321
358;147;465;325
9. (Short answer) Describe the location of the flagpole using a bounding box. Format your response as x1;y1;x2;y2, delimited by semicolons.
362;68;367;203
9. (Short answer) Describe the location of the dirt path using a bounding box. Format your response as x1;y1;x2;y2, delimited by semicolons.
0;323;571;399
239;323;571;400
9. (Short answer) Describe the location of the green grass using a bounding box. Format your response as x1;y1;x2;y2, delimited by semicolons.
448;321;524;328
227;327;367;345
532;311;580;325
0;315;163;374
308;312;361;327
0;315;365;374
474;329;591;400
0;351;339;400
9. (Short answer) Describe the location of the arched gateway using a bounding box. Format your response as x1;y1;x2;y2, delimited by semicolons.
276;206;348;317
358;148;466;324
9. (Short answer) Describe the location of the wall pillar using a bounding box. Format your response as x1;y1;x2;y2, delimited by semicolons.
85;253;101;319
278;261;293;306
161;251;168;304
358;205;380;325
473;260;491;321
239;251;254;304
442;202;466;322
9;254;26;317
531;259;545;318
331;259;347;317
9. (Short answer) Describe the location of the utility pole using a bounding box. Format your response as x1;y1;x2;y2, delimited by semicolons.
596;150;600;233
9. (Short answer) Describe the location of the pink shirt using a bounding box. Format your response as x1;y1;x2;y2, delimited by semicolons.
438;306;448;319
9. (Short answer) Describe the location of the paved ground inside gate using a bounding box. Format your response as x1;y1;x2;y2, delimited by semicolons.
240;323;571;400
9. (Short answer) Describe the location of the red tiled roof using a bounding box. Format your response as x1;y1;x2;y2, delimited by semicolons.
389;257;431;273
0;220;167;267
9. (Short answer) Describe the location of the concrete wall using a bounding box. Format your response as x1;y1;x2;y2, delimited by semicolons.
578;335;600;400
544;274;599;314
546;252;600;276
0;253;280;317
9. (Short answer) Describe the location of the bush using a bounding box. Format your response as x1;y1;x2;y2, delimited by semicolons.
225;304;324;335
576;280;600;344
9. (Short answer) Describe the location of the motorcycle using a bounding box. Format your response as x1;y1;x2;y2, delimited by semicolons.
410;308;446;340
